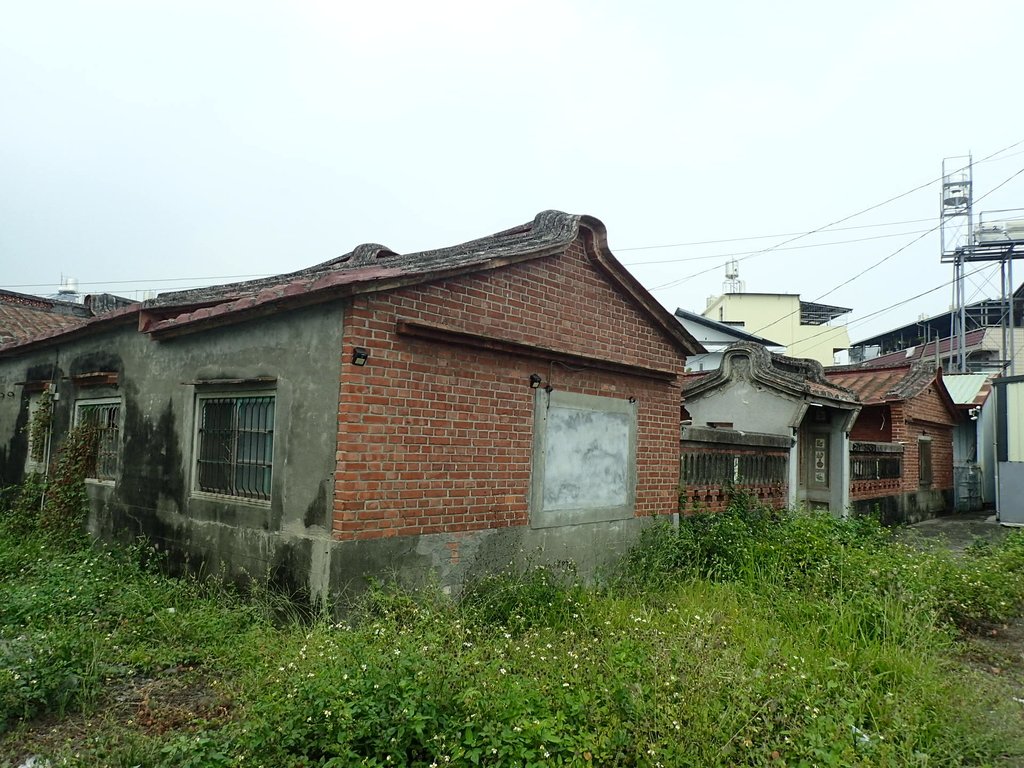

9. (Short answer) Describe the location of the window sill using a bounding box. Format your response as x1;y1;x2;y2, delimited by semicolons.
190;490;272;508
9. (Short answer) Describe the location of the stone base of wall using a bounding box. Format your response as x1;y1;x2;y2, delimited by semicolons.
850;489;954;526
87;492;663;611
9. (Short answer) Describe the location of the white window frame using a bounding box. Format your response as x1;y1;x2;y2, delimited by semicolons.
192;390;276;504
74;396;123;484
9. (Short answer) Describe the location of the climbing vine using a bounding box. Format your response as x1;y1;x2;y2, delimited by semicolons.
38;422;99;544
2;425;99;542
28;387;53;464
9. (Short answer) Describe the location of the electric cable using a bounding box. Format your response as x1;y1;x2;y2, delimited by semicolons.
647;137;1024;292
747;162;1024;337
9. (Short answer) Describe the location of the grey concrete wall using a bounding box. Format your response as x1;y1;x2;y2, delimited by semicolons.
328;515;656;601
684;377;803;436
0;303;344;602
851;489;954;525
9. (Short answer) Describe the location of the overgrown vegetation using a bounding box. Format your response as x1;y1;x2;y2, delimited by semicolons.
11;395;98;545
3;491;1024;766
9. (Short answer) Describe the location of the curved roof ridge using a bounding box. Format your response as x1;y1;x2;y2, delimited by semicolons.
148;210;582;311
683;341;858;403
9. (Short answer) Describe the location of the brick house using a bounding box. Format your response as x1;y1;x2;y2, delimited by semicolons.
825;362;957;522
681;343;861;514
0;211;702;602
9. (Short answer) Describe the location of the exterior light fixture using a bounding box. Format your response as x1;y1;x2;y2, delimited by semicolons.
529;373;542;388
351;347;369;366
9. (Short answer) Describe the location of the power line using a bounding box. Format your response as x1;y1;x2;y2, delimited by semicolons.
647;137;1024;292
616;217;938;253
623;228;936;267
785;264;996;356
2;273;273;291
748;161;1024;338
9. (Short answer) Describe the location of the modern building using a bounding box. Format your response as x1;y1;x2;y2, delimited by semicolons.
673;307;784;371
850;285;1024;373
701;292;850;367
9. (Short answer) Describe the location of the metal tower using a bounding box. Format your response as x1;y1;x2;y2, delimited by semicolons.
941;154;1024;375
940;155;972;372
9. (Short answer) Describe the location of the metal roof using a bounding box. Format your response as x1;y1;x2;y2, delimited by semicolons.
799;300;852;326
673;307;783;347
942;373;991;406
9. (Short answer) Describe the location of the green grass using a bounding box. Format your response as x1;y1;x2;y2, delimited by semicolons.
3;497;1024;766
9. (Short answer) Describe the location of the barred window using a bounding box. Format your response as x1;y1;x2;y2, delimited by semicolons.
850;456;901;481
75;398;121;482
195;394;275;501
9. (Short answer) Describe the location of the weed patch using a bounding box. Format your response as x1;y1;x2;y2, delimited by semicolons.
3;497;1024;766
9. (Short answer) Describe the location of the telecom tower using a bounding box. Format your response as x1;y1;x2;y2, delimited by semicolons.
941;155;1024;375
722;259;745;294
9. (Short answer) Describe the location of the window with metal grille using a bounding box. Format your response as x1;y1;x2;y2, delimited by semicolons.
850;456;902;481
195;394;275;501
75;399;121;481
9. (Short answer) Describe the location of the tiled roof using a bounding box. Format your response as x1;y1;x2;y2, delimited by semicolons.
148;212;580;313
0;211;705;359
824;362;942;405
0;290;91;345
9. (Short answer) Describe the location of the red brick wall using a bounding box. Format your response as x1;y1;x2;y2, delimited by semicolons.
906;384;956;427
850;405;892;442
850;385;954;500
850;476;902;502
333;239;686;541
903;385;955;493
679;444;789;513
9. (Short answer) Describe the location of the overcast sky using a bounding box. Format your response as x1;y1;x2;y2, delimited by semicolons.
2;0;1022;345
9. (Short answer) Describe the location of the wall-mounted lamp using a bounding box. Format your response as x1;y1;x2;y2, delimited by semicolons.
351;347;370;366
628;397;637;404
529;373;542;389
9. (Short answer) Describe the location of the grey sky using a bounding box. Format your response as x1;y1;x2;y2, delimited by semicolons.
2;0;1022;344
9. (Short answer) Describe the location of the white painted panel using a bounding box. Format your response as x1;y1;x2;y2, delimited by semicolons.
1009;381;1024;462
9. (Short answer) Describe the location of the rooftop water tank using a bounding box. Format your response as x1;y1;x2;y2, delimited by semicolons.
975;218;1024;244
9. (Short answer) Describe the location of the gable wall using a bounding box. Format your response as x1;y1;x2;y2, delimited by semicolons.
334;239;686;541
850;404;893;442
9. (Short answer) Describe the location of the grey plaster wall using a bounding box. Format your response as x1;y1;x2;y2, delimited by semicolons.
529;390;637;528
685;377;803;436
0;303;344;601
